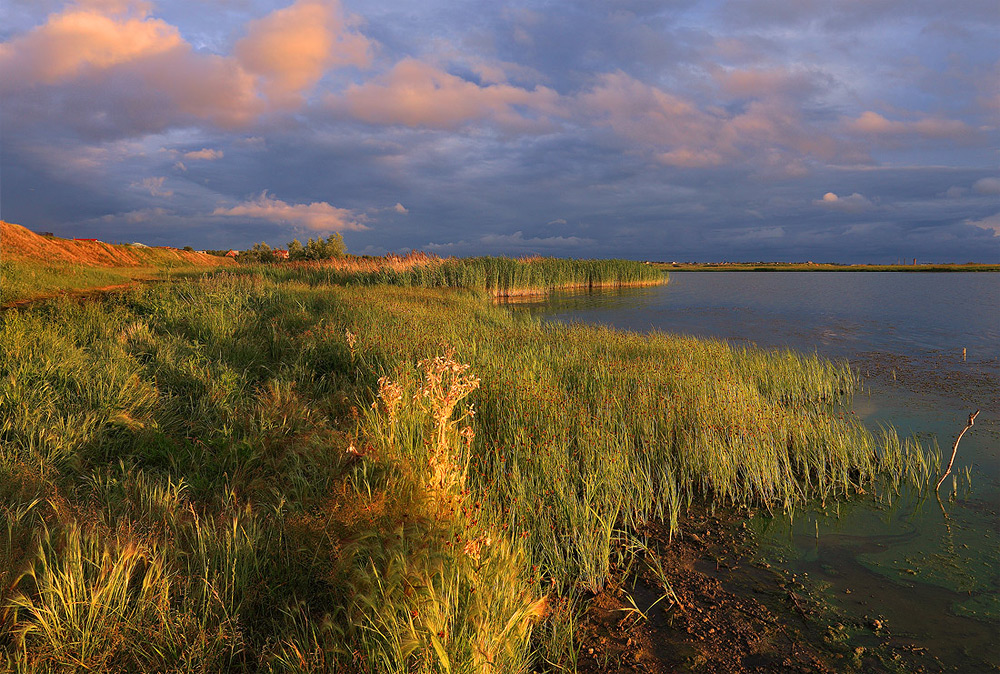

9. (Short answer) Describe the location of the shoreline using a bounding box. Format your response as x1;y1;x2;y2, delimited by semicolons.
490;278;666;298
653;262;1000;272
575;506;951;673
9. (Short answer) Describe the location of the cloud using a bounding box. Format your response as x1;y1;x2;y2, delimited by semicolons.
726;226;786;242
710;66;826;100
0;2;263;131
547;218;567;225
578;71;842;169
132;176;172;197
335;58;562;130
845;111;976;143
965;213;1000;236
813;192;874;212
478;231;595;248
183;148;223;161
234;0;372;106
0;3;183;85
972;177;1000;195
212;192;368;231
425;231;596;255
122;207;168;223
393;202;408;214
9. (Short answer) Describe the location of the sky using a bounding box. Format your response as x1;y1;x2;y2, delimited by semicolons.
1;0;998;262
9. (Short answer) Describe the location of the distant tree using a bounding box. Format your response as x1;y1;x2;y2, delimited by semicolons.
289;234;346;261
237;241;275;263
183;245;194;252
323;233;346;258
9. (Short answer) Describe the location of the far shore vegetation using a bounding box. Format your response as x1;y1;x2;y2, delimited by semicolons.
0;228;943;671
656;261;1000;272
5;220;995;307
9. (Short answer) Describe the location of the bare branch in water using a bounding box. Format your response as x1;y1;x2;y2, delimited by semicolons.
935;410;979;493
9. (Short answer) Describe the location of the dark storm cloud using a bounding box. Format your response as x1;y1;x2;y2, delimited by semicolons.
1;0;997;262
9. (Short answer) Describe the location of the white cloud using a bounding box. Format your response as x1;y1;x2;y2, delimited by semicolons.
212;191;368;231
393;202;408;214
813;191;874;212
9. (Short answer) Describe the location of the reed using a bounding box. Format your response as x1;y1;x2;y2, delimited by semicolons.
0;271;935;671
227;255;665;296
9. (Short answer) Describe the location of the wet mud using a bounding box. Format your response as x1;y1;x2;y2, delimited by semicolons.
574;509;995;673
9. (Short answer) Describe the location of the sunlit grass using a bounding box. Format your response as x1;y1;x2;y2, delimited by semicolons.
0;272;936;671
0;260;222;305
229;255;665;295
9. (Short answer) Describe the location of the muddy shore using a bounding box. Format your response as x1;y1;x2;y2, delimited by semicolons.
572;508;952;673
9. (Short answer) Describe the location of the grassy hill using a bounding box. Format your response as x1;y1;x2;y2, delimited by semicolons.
1;221;233;305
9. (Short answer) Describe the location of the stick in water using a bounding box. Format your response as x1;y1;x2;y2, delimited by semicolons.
935;410;979;492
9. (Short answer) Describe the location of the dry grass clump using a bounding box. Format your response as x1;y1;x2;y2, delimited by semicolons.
295;250;440;274
353;352;544;673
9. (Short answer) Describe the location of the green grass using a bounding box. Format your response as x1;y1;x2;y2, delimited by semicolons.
0;261;140;305
0;260;219;306
0;271;936;671
233;256;665;295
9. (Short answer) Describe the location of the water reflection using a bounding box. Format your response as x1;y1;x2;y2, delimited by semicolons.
519;272;1000;669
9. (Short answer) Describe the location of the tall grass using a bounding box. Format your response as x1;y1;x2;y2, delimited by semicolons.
0;272;935;671
0;259;221;305
228;256;665;295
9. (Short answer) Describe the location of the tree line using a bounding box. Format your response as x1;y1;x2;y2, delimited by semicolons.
206;234;347;262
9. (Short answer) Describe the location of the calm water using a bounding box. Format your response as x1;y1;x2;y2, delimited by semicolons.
519;272;1000;670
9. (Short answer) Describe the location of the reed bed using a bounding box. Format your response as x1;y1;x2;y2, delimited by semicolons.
231;255;665;296
0;272;935;671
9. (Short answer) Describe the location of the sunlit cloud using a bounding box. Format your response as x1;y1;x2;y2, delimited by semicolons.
813;192;875;212
579;71;843;169
183;148;223;161
212;192;369;232
335;58;562;131
965;213;1000;236
0;3;182;85
132;176;172;197
844;111;976;143
234;0;372;107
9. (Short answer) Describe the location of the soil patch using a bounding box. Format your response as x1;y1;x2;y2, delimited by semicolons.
1;221;232;267
573;509;947;673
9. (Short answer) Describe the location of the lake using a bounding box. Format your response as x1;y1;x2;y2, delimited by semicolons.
518;272;1000;670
